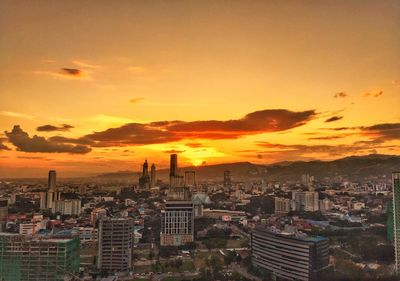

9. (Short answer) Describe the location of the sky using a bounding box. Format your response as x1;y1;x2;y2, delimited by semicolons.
0;0;399;178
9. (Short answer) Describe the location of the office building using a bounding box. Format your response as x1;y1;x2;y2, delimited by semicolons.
138;160;151;190
169;154;183;188
301;174;314;191
292;191;319;212
392;172;400;273
150;163;156;188
98;217;134;272
52;199;81;216
0;233;80;281
184;170;196;188
223;170;231;188
0;200;8;232
40;170;61;210
274;197;290;214
160;200;194;246
251;227;329;281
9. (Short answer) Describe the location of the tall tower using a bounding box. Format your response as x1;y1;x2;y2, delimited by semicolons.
139;160;150;190
224;170;231;188
142;160;149;177
48;170;56;190
170;154;178;177
46;170;57;209
393;172;400;273
150;164;156;188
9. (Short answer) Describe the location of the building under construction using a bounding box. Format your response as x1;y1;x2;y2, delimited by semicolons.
0;233;80;281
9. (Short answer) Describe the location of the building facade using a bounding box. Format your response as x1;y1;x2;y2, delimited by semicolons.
392;172;400;273
98;218;134;272
0;233;80;281
160;200;194;246
251;227;329;281
274;197;291;214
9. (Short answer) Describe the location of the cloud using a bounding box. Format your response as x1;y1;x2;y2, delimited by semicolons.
165;109;317;139
363;90;384;98
361;123;400;141
392;80;400;87
0;138;10;150
334;92;348;98
0;111;35;120
5;125;91;154
36;124;74;132
129;97;144;104
34;68;91;80
256;140;396;159
325;116;343;123
185;142;204;148
77;109;316;146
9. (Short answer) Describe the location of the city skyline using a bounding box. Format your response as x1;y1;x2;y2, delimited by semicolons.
1;0;400;177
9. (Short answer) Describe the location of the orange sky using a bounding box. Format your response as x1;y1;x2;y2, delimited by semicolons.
0;0;399;177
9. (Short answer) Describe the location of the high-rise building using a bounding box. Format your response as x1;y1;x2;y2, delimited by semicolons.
274;197;290;214
392;172;400;273
184;170;196;188
0;233;80;281
139;160;151;190
0;200;8;232
40;170;61;210
98;217;134;272
150;163;156;188
160;200;194;246
223;170;231;188
48;170;56;190
169;154;184;189
292;191;319;212
52;199;81;215
251;227;329;281
387;200;394;242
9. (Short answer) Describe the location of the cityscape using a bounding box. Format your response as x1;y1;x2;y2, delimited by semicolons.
1;1;400;281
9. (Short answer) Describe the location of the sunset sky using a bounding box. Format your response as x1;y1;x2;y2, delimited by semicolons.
0;0;399;177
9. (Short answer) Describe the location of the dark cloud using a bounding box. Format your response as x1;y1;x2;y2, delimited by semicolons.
361;123;400;141
74;109;316;147
325;116;343;123
256;140;397;159
165;109;316;139
48;136;93;145
0;138;10;151
61;68;82;76
334;92;348;98
37;124;74;132
5;125;91;154
185;142;204;148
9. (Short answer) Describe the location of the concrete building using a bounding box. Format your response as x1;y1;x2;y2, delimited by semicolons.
40;170;61;210
0;233;80;281
52;199;81;215
0;199;8;232
98;217;134;272
392;172;400;273
138;160;151;190
150;163;156;188
274;197;291;214
292;191;319;212
251;227;329;281
223;170;232;189
184;170;196;188
160;200;194;246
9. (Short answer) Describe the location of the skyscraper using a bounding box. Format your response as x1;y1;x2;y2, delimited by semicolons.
169;154;183;188
139;160;151;190
392;172;400;273
184;170;196;188
0;199;8;232
98;217;134;272
223;170;231;188
150;163;156;188
41;170;61;210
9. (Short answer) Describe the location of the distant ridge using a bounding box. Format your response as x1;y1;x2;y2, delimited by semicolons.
96;154;400;182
